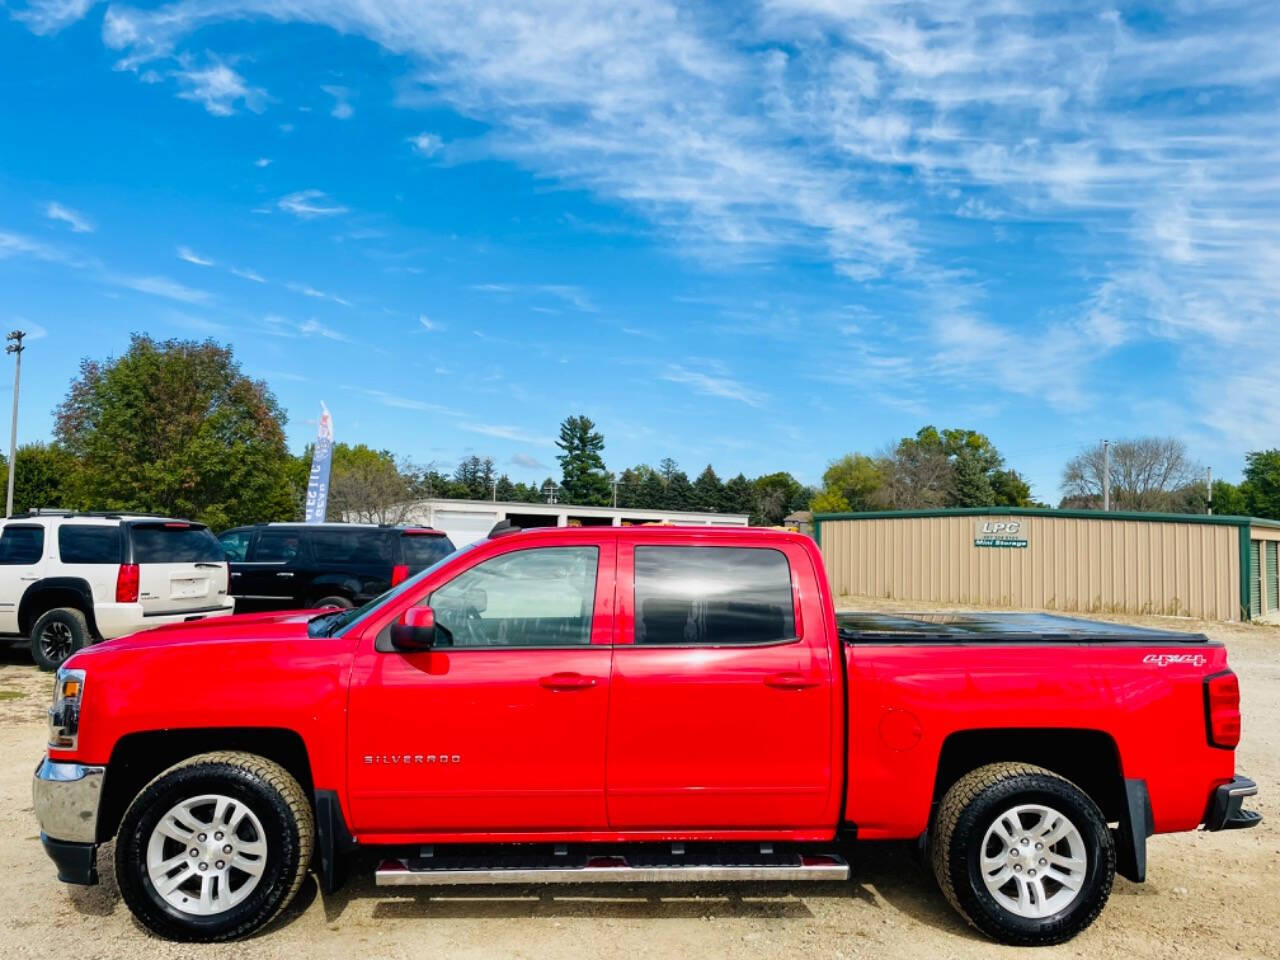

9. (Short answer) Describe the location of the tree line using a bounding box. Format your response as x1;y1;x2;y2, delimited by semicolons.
12;335;1280;529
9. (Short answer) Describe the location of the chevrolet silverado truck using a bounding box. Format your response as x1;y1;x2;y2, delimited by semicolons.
33;525;1259;945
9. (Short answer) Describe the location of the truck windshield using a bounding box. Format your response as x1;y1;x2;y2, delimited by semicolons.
307;541;479;638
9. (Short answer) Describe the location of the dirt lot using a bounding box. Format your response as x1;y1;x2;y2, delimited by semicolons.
0;600;1275;959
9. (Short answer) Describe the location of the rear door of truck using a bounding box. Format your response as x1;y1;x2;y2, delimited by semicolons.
126;520;229;616
605;532;840;830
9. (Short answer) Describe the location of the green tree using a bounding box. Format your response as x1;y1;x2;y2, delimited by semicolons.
723;473;754;517
556;415;611;505
692;465;725;511
949;447;996;506
324;443;417;522
990;468;1034;507
1210;479;1247;516
752;472;804;525
494;475;518;501
54;335;294;529
664;469;695;511
818;453;886;511
1243;450;1280;520
4;443;77;515
809;488;851;513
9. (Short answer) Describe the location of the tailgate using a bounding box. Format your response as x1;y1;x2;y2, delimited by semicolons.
127;521;229;614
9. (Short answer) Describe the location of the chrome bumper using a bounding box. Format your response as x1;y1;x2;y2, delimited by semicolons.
32;758;105;844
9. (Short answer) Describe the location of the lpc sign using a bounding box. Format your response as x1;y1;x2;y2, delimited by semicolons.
974;518;1028;548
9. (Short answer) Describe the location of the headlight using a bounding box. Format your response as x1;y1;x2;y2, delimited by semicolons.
48;667;86;750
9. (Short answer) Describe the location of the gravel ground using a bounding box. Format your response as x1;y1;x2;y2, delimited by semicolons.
0;601;1275;959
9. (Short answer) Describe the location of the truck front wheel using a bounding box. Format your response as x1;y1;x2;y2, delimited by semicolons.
115;752;314;941
930;762;1115;946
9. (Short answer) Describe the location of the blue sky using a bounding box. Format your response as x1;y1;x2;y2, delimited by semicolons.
2;1;1278;502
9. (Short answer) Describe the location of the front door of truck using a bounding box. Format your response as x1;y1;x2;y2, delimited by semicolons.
347;537;615;834
606;536;837;830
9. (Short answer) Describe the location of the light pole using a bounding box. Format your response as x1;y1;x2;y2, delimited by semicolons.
5;331;25;519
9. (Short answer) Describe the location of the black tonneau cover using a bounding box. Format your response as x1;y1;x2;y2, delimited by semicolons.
837;611;1209;644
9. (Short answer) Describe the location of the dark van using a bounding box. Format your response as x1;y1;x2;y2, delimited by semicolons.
216;523;455;612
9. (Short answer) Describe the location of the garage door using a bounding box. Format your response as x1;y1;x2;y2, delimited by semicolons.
1267;541;1279;613
1249;540;1261;619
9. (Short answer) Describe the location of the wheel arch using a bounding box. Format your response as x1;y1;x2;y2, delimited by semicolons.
18;578;100;639
97;727;316;844
930;727;1149;883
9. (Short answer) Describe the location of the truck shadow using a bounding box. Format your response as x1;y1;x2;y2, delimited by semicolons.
283;841;974;937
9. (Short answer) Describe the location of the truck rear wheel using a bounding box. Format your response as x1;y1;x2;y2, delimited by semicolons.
115;752;314;942
930;762;1114;946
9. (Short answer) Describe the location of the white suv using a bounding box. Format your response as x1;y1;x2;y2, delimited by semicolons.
0;511;235;670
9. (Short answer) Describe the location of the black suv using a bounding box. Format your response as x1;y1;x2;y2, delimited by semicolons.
216;523;456;612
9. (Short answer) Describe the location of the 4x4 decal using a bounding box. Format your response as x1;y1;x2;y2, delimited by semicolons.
1142;653;1207;667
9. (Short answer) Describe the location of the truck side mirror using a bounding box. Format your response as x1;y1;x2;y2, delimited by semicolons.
391;605;436;651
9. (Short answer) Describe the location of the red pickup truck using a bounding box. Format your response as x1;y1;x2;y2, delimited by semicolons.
33;525;1258;946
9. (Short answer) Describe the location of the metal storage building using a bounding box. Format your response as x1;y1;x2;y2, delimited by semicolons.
402;497;750;547
813;507;1280;622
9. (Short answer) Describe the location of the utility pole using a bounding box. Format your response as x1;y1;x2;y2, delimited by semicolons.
491;478;497;502
1102;439;1110;512
1207;466;1213;515
5;330;25;519
611;476;619;508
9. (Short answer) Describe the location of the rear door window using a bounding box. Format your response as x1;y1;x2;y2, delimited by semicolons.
0;525;44;565
250;529;306;564
58;525;122;564
130;524;224;563
218;529;252;561
633;546;795;646
309;529;392;566
399;533;454;568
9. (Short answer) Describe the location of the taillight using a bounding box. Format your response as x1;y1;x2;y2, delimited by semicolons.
1204;671;1241;749
391;564;410;586
115;563;140;603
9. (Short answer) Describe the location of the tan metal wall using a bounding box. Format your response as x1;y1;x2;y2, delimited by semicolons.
820;514;1241;621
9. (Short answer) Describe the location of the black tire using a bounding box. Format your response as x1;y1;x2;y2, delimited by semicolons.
310;595;354;610
30;607;90;671
115;752;314;942
930;762;1115;946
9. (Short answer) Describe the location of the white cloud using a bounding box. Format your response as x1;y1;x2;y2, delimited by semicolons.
112;274;212;304
263;313;352;342
10;0;93;35
176;245;214;266
322;84;354;119
45;201;93;233
174;59;265;116
662;363;767;408
286;280;351;306
462;423;555;446
418;315;440;331
254;157;271;168
0;230;68;262
408;132;442;157
278;189;349;218
510;452;546;469
230;265;266;282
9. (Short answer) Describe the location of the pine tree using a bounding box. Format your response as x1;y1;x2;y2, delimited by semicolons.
664;470;695;511
949;447;996;506
692;465;724;512
556;415;611;505
723;473;754;518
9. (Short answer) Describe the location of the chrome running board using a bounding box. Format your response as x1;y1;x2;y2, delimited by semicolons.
375;846;849;887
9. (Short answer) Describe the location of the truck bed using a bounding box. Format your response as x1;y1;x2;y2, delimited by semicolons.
836;611;1209;644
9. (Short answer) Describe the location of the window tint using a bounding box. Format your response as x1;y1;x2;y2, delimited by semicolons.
58;525;122;564
634;546;795;646
218;530;252;562
130;525;224;563
428;546;598;647
251;530;304;564
309;529;392;566
399;533;455;568
0;525;44;565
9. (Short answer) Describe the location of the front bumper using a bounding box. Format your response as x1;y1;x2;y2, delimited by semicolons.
1204;775;1262;831
33;758;105;884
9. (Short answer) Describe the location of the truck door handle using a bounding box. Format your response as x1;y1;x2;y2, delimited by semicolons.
275;572;294;577
765;672;821;690
539;672;598;691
